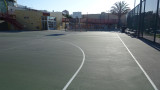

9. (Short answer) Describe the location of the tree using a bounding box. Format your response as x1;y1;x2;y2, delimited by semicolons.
8;0;16;2
65;14;72;19
110;1;130;28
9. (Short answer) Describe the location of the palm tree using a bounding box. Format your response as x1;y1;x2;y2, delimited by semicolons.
8;0;16;2
110;1;130;28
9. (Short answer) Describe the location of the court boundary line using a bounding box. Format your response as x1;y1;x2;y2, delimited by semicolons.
116;33;158;90
61;41;86;90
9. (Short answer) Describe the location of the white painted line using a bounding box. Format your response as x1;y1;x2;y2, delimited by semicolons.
116;33;158;90
62;42;85;90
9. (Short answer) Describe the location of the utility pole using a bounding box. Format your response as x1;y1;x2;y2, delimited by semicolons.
108;13;109;24
106;10;110;30
87;12;88;31
138;0;142;37
154;0;159;42
75;18;76;31
65;18;66;31
100;14;102;31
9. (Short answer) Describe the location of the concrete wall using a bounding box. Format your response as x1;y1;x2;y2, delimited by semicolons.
83;13;127;25
8;6;26;15
0;22;8;30
15;10;43;30
83;13;118;19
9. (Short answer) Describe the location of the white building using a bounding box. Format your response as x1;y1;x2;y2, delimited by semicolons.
50;12;63;29
41;16;56;30
72;12;82;18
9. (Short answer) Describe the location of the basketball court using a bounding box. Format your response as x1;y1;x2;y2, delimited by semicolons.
0;30;159;90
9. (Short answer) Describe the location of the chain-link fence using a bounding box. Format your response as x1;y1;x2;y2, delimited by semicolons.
63;18;118;31
127;0;160;45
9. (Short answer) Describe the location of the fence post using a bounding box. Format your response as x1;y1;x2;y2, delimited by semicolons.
141;0;146;37
154;0;159;42
138;0;142;37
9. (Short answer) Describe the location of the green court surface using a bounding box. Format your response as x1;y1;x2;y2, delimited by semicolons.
0;30;159;90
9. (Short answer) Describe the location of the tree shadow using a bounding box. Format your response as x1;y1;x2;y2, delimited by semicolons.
46;34;65;36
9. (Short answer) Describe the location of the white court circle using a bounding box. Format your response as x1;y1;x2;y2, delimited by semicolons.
59;40;86;90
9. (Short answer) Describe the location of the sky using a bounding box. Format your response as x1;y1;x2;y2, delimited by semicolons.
17;0;136;14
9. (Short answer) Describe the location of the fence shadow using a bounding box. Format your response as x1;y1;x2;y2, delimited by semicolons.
124;29;160;51
139;37;160;51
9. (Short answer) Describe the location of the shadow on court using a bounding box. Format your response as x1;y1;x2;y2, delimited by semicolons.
138;38;160;51
46;34;65;36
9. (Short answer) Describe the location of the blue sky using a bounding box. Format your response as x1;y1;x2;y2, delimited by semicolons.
17;0;136;14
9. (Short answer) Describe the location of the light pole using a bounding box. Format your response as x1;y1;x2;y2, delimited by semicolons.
87;12;88;31
106;10;110;30
138;0;142;37
65;18;66;31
